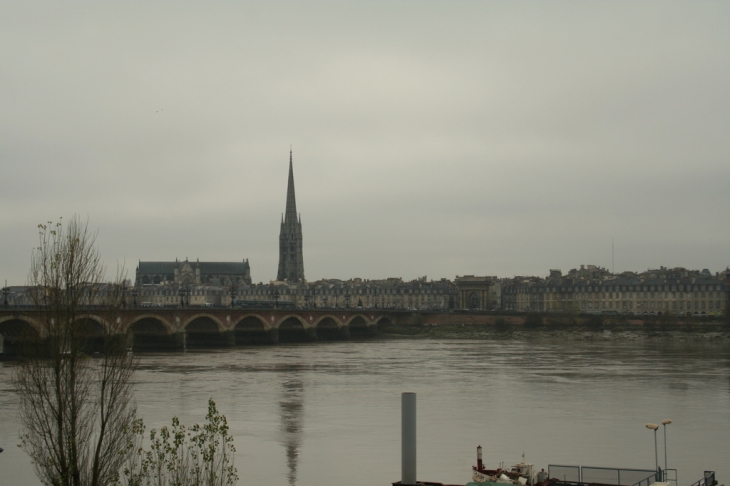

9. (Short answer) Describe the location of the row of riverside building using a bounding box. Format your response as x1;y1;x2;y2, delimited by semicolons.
6;264;725;318
502;265;729;317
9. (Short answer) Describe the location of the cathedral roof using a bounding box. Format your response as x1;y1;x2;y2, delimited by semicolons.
198;262;249;274
137;262;176;274
137;261;249;275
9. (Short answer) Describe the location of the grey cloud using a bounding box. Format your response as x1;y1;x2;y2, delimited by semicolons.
1;2;728;285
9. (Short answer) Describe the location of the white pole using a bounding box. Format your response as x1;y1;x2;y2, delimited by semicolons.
402;392;417;485
646;424;659;478
662;420;672;474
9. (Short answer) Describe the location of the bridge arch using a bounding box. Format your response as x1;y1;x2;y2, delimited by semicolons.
0;315;44;336
231;313;271;331
184;314;230;348
314;315;349;340
346;315;371;336
343;314;374;327
182;313;226;332
277;315;312;343
0;317;42;356
275;314;309;329
129;315;181;351
128;314;176;334
73;314;111;333
311;314;344;328
233;314;272;345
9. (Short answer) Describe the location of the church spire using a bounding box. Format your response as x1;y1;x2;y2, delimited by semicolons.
277;148;305;282
284;148;297;224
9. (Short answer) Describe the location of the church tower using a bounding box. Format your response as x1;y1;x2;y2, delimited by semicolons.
277;150;305;282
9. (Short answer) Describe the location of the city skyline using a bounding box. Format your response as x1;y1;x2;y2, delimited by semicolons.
1;2;728;285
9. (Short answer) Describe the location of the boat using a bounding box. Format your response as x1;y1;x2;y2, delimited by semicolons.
470;446;547;486
468;445;719;486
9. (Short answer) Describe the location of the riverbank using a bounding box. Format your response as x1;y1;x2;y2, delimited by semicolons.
379;320;730;341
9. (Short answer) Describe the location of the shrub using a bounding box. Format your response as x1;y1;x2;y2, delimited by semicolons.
116;398;238;486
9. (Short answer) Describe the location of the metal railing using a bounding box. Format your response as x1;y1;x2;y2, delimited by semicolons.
663;468;678;486
688;472;715;486
548;465;657;486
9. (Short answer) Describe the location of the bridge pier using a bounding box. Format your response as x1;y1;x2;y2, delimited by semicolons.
222;330;235;347
268;328;279;344
339;325;350;339
0;334;22;359
305;327;317;341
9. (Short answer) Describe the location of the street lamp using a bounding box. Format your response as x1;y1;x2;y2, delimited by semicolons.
2;280;9;308
121;282;127;308
646;423;659;478
179;287;186;308
662;419;672;474
345;292;351;309
230;287;237;308
323;295;328;308
131;288;138;308
273;288;280;309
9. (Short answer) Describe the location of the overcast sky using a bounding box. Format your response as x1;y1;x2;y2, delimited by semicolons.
1;1;728;285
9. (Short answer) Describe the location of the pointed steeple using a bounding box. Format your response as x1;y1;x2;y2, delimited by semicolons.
277;148;305;282
284;148;297;224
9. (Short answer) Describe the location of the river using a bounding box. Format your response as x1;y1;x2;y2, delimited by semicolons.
1;338;729;485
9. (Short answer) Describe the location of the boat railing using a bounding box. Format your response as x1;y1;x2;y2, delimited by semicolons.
687;471;716;486
662;468;678;486
548;465;657;486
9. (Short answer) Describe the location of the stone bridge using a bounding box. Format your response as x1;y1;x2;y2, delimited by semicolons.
0;307;417;354
0;307;533;355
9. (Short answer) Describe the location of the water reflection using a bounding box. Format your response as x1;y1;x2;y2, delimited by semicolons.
279;376;304;486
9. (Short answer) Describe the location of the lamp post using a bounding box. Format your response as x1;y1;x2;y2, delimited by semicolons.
273;288;280;309
662;419;672;474
230;287;237;308
646;423;659;478
2;281;9;308
121;282;127;308
345;292;351;309
179;287;186;308
323;295;328;309
131;288;138;308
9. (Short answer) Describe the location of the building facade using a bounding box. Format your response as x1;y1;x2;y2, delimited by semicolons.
454;275;500;310
502;265;729;317
135;258;251;287
235;277;457;310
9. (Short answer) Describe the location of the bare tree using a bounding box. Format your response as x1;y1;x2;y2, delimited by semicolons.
13;216;138;486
